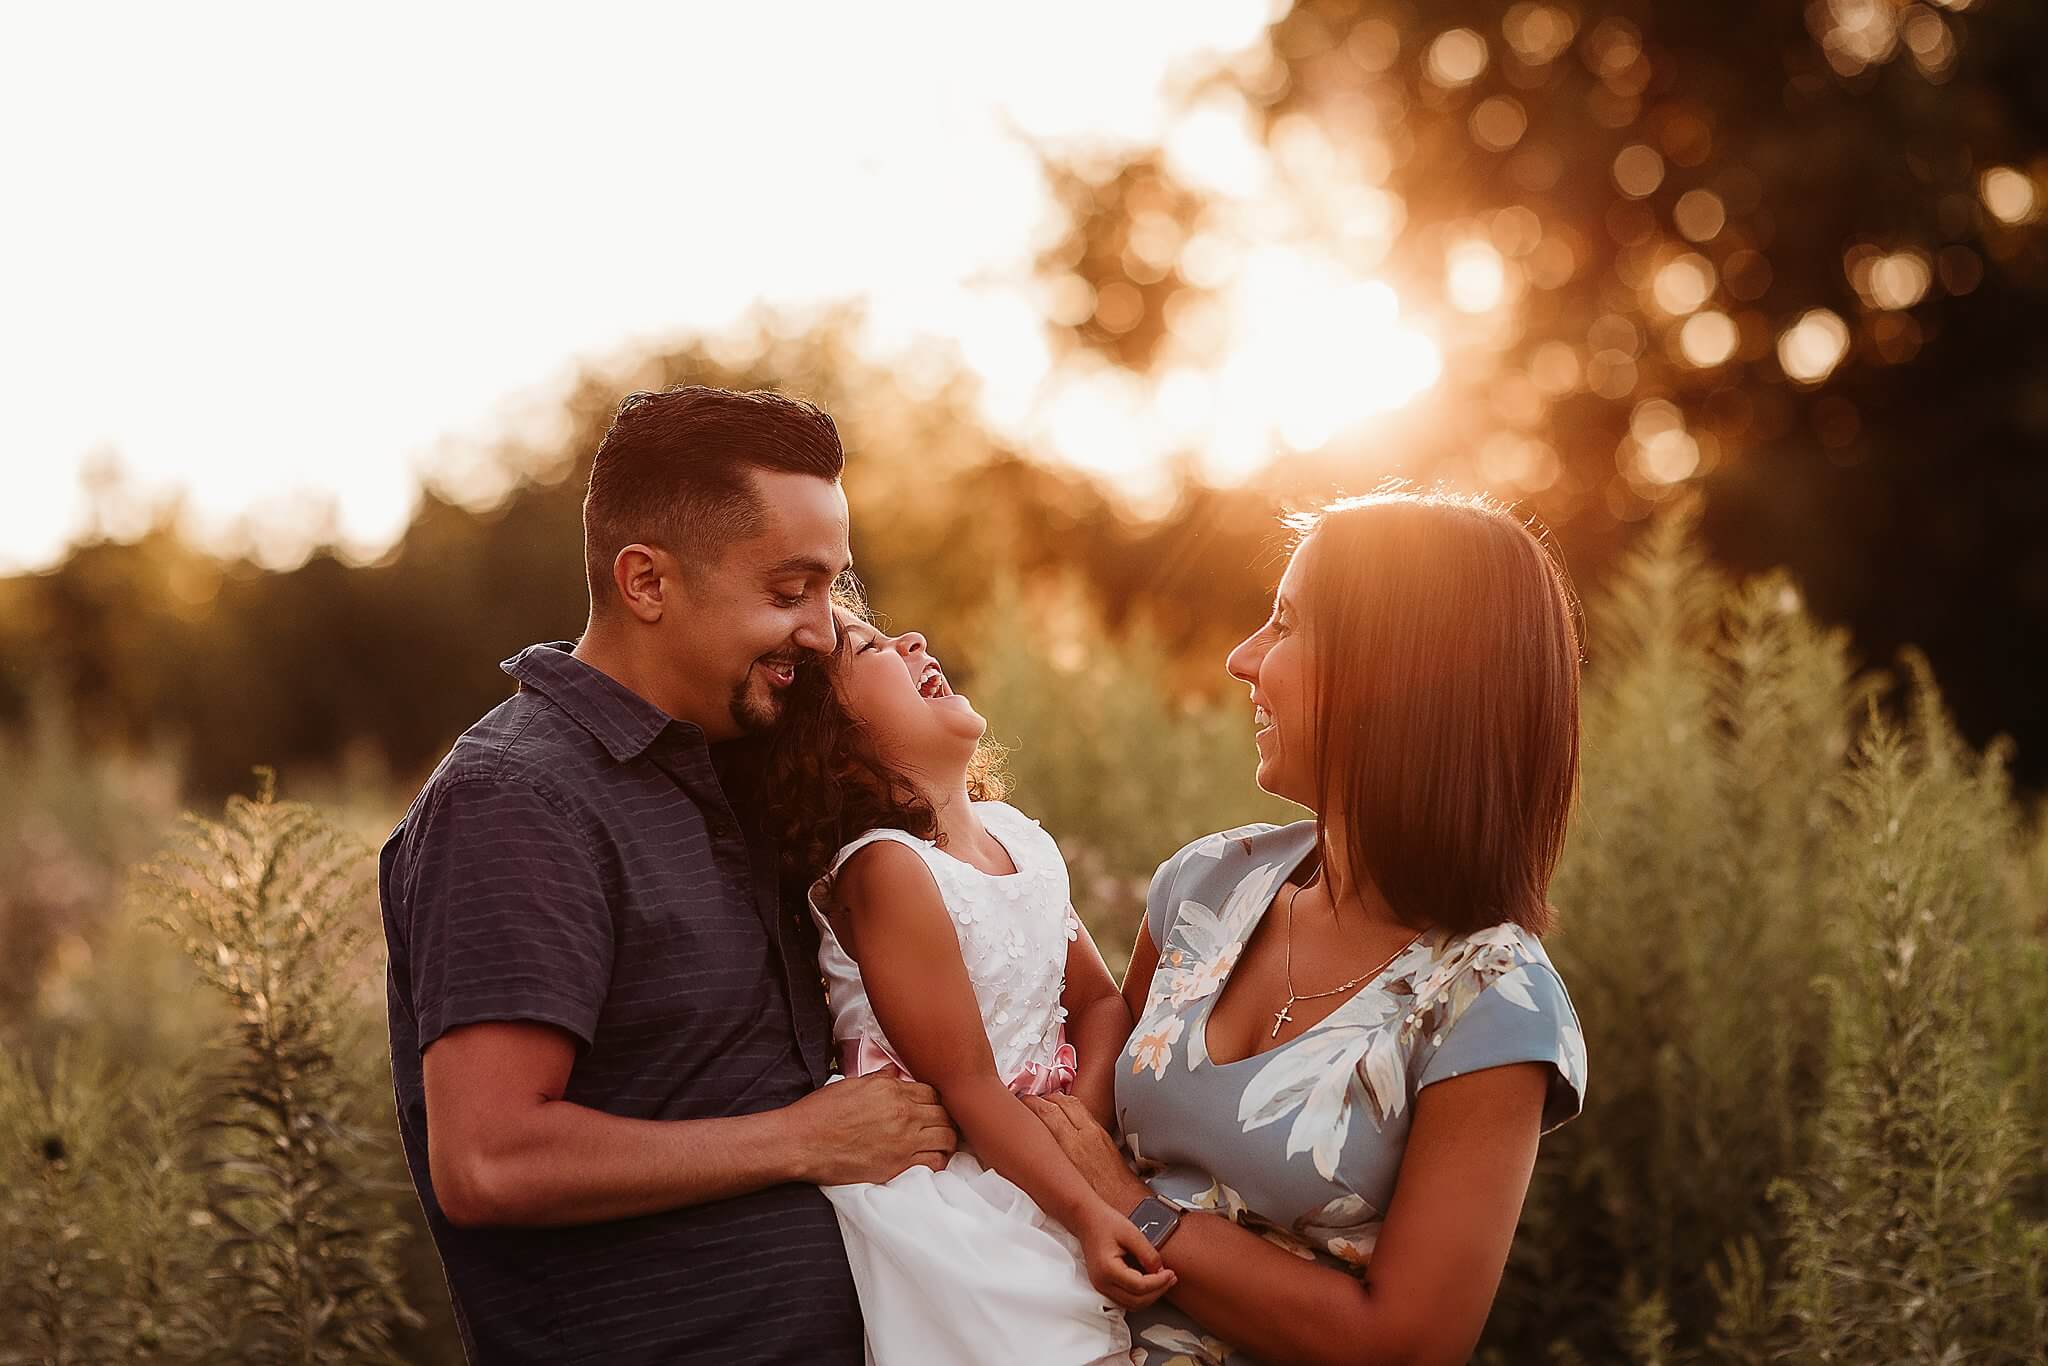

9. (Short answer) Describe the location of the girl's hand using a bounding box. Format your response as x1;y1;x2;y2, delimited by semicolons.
1076;1201;1177;1311
1024;1093;1152;1211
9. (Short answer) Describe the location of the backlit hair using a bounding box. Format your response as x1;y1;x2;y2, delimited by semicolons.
581;385;844;612
1287;486;1581;935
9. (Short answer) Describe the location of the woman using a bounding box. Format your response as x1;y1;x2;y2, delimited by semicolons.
1028;489;1588;1365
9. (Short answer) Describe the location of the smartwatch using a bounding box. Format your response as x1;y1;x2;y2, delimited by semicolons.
1127;1195;1184;1251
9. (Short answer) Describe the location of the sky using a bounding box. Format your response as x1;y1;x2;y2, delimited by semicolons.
1;2;1445;572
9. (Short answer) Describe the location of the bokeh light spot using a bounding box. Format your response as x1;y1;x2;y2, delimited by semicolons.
1529;340;1581;396
1868;251;1931;310
1902;7;1957;76
1346;19;1401;73
1503;4;1575;64
1427;28;1490;87
1777;309;1851;384
1679;311;1739;367
1674;189;1726;241
1586;18;1643;76
1981;166;2038;224
1480;433;1562;490
1613;144;1666;198
1093;281;1145;334
1653;252;1717;314
1448;240;1508;313
1471;97;1528;152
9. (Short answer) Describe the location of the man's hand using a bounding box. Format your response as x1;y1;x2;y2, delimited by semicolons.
1023;1093;1153;1212
787;1075;958;1186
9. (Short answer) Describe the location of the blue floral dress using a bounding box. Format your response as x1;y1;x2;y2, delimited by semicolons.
1116;822;1587;1365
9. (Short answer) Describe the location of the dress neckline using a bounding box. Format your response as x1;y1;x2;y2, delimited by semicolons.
940;801;1026;881
1195;829;1432;1069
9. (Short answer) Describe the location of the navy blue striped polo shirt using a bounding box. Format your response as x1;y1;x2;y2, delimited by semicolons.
379;641;860;1365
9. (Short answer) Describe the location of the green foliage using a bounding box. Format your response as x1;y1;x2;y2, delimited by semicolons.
1;517;2043;1363
136;772;419;1364
1497;507;2047;1361
1773;705;2042;1362
0;776;420;1366
0;690;182;1038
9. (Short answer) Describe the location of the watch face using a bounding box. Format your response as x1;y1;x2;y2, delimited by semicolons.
1132;1198;1180;1244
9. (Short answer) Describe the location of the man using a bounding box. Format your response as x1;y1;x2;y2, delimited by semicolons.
379;386;955;1364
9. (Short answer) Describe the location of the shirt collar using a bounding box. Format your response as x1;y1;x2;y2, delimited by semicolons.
500;640;704;764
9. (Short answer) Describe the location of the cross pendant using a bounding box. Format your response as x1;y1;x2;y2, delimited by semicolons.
1270;1002;1293;1037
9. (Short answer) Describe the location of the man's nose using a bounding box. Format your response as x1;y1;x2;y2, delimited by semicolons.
794;600;837;655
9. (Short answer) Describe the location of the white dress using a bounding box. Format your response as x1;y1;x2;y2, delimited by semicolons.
811;800;1133;1366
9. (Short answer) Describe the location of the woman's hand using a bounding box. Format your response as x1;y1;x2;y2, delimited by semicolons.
1024;1093;1153;1212
1074;1200;1177;1311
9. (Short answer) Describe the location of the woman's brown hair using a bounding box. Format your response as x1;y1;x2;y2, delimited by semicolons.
1289;487;1581;936
733;593;1005;895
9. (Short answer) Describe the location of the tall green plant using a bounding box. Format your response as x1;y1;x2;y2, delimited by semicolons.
137;772;417;1364
0;1045;130;1365
1773;704;2042;1362
1493;505;2048;1361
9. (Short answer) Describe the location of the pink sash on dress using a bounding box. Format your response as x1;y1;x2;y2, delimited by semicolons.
837;1029;1077;1098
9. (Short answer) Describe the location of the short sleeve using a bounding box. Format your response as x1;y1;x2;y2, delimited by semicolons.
1415;961;1587;1133
402;778;615;1053
1143;842;1194;950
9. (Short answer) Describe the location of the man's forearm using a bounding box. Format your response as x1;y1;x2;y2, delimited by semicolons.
437;1096;818;1228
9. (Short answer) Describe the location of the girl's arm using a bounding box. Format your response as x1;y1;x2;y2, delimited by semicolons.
831;842;1175;1310
1060;911;1133;1131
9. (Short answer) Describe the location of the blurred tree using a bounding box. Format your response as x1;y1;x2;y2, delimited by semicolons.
1033;0;2048;779
0;320;1298;798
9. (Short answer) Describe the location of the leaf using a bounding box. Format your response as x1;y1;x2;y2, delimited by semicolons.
1237;1022;1373;1145
1493;966;1541;1013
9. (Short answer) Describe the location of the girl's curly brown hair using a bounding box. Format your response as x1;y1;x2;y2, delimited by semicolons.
731;593;1006;898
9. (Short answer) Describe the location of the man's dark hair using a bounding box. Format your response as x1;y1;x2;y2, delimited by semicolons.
582;385;845;612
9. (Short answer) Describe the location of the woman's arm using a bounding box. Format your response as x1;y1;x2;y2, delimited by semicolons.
1061;914;1133;1131
1120;921;1163;1023
1031;1062;1549;1366
832;843;1175;1310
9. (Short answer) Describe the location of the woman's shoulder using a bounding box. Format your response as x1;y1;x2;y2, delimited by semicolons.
1411;923;1575;1018
1159;819;1316;886
1407;922;1586;1130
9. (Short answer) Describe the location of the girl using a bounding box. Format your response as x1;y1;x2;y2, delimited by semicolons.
747;602;1172;1365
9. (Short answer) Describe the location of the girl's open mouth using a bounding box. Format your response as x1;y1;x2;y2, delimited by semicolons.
918;660;955;700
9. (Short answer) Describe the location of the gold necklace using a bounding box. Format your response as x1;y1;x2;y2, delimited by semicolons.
1272;877;1426;1038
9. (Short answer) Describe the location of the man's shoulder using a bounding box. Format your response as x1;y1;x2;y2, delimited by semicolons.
434;687;609;793
391;690;620;849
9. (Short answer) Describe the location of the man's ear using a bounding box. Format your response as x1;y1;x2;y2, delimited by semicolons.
611;544;675;623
